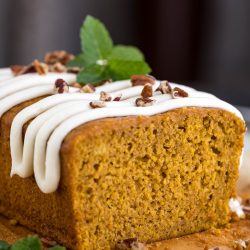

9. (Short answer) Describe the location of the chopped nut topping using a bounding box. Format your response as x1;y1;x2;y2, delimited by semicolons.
89;101;106;109
113;94;122;101
44;50;75;65
80;84;96;93
141;83;153;98
49;62;67;73
67;66;81;74
100;91;112;101
135;97;155;107
116;238;148;250
53;78;69;94
234;239;250;249
33;60;49;75
11;60;49;76
70;82;82;88
101;79;113;85
131;74;155;86
10;64;35;76
157;80;172;94
172;87;189;98
243;205;250;215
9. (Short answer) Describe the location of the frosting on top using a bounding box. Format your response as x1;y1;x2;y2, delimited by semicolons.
0;68;244;193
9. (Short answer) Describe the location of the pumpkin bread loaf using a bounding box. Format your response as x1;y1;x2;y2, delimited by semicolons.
0;96;245;249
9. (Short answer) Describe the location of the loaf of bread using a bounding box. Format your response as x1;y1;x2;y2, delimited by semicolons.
0;69;245;249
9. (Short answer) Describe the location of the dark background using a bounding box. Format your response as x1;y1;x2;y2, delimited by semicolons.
0;0;249;106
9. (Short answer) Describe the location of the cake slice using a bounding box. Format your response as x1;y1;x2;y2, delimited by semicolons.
0;67;245;249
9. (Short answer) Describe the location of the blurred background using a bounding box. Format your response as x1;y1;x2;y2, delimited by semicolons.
0;0;249;116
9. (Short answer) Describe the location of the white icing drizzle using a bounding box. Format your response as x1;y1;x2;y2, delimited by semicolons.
0;70;244;193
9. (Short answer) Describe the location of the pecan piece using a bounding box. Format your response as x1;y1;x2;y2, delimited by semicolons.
10;64;35;76
234;239;249;249
67;67;81;74
113;94;122;101
80;84;96;93
49;62;67;73
243;205;250;214
157;80;172;94
33;59;49;75
100;91;112;101
135;97;155;107
172;87;189;98
116;238;148;250
89;101;106;109
141;83;153;98
70;82;82;88
53;78;69;94
44;50;75;65
131;75;155;86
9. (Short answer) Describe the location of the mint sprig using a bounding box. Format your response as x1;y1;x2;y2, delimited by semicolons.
0;236;65;250
68;15;151;84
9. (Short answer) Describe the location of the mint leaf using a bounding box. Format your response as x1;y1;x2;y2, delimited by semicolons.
68;15;152;84
109;60;151;81
0;240;10;250
80;15;113;66
109;45;144;61
77;64;109;83
66;54;86;67
10;236;41;250
48;246;66;250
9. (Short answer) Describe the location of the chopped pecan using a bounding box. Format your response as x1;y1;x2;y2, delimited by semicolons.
53;78;69;94
33;59;49;75
99;79;113;85
44;50;75;65
67;66;81;74
135;97;155;107
113;94;122;101
172;87;189;98
243;205;250;214
49;62;67;73
70;82;82;88
141;83;153;98
89;101;106;109
157;80;172;94
131;75;155;86
100;91;112;102
10;64;35;76
116;238;148;250
80;84;96;93
11;60;49;76
234;239;249;249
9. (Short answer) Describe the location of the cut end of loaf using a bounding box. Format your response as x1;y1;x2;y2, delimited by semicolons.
61;107;245;249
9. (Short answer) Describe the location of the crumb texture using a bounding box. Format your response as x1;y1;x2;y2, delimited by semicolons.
62;107;245;249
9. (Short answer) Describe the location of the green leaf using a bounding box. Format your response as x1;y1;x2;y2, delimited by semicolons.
80;15;113;65
0;240;10;250
108;45;145;61
10;236;42;250
48;246;66;250
66;54;86;67
109;59;151;81
77;64;109;84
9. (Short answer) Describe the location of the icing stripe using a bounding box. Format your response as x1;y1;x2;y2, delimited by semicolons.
0;70;244;193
